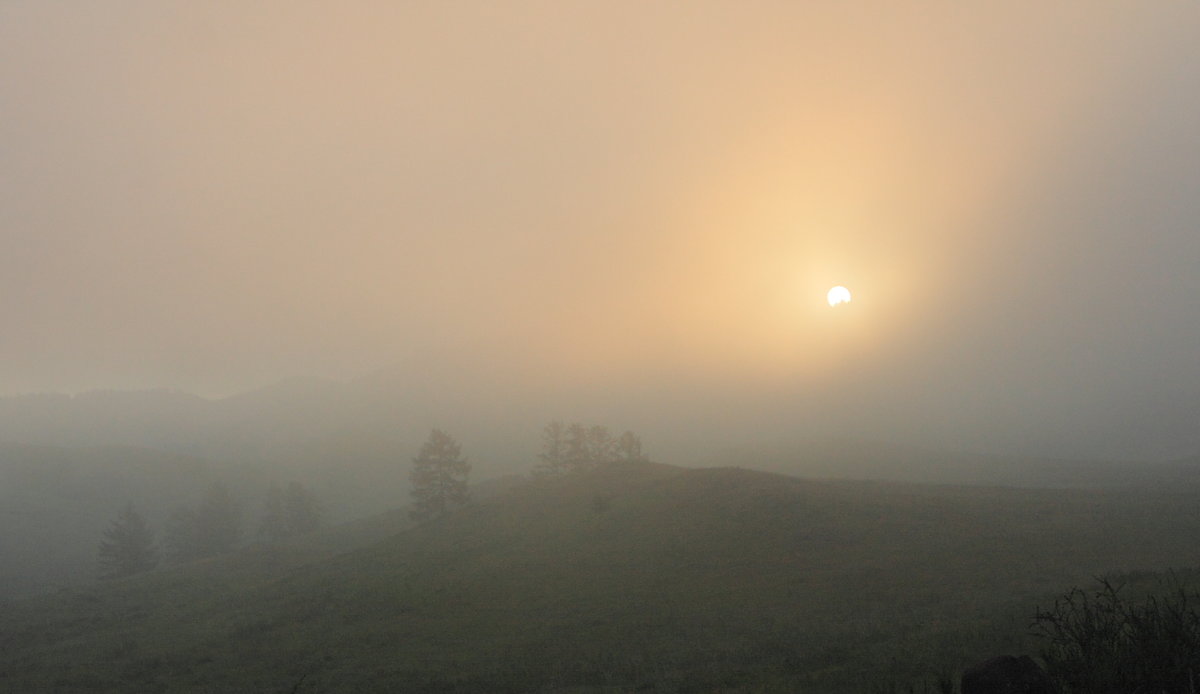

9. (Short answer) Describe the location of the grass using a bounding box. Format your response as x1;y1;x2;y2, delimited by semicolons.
3;461;1200;692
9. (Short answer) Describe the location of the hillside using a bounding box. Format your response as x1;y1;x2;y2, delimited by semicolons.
0;442;226;597
705;438;1200;489
3;462;1200;692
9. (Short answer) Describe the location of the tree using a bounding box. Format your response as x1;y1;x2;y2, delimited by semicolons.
410;428;470;521
586;425;617;466
164;506;198;561
165;482;243;561
260;481;321;543
616;430;645;462
534;421;649;475
533;420;568;477
97;503;158;579
563;422;591;472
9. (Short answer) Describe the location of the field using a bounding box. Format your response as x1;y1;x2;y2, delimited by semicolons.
3;461;1199;692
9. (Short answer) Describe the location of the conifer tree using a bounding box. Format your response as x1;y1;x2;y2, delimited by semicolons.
97;503;158;579
409;429;471;521
164;482;243;561
261;481;321;542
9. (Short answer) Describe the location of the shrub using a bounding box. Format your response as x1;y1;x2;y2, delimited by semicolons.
1031;574;1200;694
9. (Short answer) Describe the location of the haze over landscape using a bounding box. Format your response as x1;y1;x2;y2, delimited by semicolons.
4;3;1200;692
4;1;1199;460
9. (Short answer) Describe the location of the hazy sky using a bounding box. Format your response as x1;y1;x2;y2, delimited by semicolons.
3;2;1199;459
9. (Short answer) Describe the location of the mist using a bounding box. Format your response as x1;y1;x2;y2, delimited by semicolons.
7;5;1200;692
2;2;1198;462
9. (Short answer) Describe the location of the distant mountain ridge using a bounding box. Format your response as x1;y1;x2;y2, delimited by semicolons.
3;377;1199;493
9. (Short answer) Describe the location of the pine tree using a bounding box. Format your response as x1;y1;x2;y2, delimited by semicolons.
97;503;158;579
261;481;321;542
409;429;471;521
164;482;243;561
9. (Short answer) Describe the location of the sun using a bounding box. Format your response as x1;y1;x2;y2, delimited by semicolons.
827;285;852;307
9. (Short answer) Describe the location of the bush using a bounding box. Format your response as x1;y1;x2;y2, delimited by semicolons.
1031;573;1200;694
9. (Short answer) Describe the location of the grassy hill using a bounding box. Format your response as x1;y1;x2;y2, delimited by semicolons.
3;461;1199;692
0;442;227;597
0;439;428;599
704;437;1200;489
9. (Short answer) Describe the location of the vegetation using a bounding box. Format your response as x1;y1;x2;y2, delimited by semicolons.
164;482;244;562
533;420;645;476
259;481;322;543
5;463;1200;692
96;503;158;579
409;428;471;521
1032;572;1200;693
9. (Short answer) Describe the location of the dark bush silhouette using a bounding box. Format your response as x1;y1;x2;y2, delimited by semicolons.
1032;574;1200;694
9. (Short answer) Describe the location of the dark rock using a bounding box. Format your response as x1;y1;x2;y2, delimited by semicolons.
961;655;1055;694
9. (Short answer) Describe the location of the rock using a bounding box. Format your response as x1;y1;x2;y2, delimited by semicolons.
961;655;1055;694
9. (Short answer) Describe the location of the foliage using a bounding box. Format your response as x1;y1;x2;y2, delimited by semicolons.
7;466;1200;692
96;503;158;579
533;420;646;476
534;420;568;476
409;429;471;521
1032;573;1200;694
259;482;322;543
164;482;243;562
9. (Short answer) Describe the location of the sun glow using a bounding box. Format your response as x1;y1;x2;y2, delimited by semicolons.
827;286;852;307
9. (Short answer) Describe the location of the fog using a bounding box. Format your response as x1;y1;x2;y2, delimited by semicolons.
3;2;1200;460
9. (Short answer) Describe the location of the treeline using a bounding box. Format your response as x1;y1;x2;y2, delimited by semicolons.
405;422;649;523
533;421;646;477
96;480;321;580
100;422;651;579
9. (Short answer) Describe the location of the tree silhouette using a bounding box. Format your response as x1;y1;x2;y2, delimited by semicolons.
260;481;321;543
409;429;471;521
586;425;618;467
616;431;645;462
165;482;243;561
564;422;590;472
97;503;158;579
534;421;647;475
533;420;568;477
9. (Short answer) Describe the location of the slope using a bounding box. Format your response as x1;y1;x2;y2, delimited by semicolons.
2;461;1199;692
